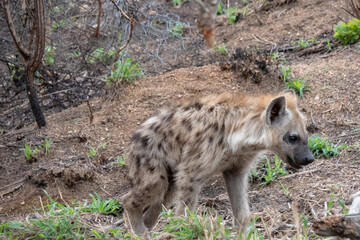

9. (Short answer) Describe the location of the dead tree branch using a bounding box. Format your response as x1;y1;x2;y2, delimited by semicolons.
109;0;135;62
3;0;31;59
2;0;46;128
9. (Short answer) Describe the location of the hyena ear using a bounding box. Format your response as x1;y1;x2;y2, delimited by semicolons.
265;96;288;126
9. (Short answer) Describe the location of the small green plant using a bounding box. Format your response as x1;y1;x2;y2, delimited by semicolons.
291;37;316;50
87;143;106;158
112;153;126;166
105;58;144;84
51;19;66;30
214;43;229;56
334;18;360;45
326;38;332;51
217;2;224;15
43;45;56;65
338;199;349;214
260;156;287;186
171;21;184;37
271;52;288;64
226;7;238;24
87;47;115;63
301;215;309;239
280;64;292;83
308;135;346;158
250;156;287;186
285;78;311;99
81;192;123;216
20;144;34;160
280;182;290;198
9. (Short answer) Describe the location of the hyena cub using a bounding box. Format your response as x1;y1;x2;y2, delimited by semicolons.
122;92;314;234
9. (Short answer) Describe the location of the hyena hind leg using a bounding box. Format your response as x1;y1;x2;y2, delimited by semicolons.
143;185;177;230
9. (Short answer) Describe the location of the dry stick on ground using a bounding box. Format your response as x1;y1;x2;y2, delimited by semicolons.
87;100;94;124
95;0;102;38
108;0;135;63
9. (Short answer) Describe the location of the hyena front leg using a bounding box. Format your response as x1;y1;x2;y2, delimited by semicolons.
223;167;250;233
175;172;203;216
143;184;177;230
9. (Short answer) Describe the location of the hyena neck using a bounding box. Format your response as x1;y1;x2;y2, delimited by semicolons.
226;114;272;154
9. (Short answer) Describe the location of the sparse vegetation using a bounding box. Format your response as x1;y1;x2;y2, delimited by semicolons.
19;139;51;161
105;58;144;85
334;18;360;45
280;64;292;83
0;191;128;239
87;143;106;158
214;43;229;56
81;192;123;216
250;155;287;186
43;45;56;65
308;135;346;158
112;153;126;166
226;7;239;24
271;52;288;64
171;22;184;37
291;37;316;50
285;78;311;99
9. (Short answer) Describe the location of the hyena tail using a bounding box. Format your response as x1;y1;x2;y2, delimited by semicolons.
122;160;176;234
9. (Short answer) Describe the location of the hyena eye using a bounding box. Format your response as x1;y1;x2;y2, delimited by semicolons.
289;135;298;143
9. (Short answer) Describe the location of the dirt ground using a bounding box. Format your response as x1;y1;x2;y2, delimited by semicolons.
0;0;359;238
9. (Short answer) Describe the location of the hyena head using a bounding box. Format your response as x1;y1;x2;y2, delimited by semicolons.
265;93;314;169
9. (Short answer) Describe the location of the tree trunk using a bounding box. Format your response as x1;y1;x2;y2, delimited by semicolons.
26;69;46;128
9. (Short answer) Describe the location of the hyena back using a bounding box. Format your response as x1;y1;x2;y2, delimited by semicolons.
122;92;314;234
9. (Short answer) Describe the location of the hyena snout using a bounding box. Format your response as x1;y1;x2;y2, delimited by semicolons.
293;147;314;166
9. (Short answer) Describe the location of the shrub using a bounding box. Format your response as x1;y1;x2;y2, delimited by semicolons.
334;18;360;45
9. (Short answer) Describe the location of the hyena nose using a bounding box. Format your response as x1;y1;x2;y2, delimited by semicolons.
305;156;314;164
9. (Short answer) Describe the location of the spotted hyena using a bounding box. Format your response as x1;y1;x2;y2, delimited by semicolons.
122;92;314;235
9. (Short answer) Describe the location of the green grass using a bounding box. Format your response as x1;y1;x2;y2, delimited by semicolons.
0;191;128;240
285;78;311;99
111;153;126;166
19;139;51;161
160;208;265;240
105;58;144;84
81;192;123;216
280;64;292;83
308;135;346;158
270;52;288;64
250;155;287;186
291;37;316;50
171;22;184;37
226;7;238;24
214;43;229;56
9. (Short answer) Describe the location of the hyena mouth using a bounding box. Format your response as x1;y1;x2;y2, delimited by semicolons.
286;156;302;169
